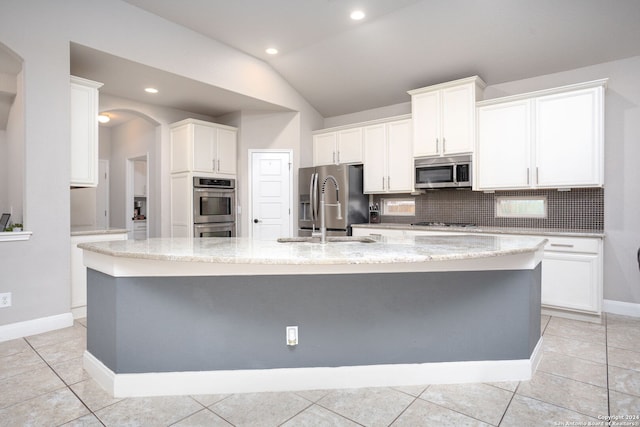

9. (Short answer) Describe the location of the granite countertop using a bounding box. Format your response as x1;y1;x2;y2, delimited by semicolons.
78;235;547;266
71;227;128;237
352;223;605;238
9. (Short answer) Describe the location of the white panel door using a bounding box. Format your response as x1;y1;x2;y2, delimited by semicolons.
251;151;292;240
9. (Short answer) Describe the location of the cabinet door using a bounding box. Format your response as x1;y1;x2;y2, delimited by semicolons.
386;120;413;192
313;132;337;166
192;124;216;173
535;87;603;188
337;128;363;164
70;81;100;187
170;125;191;173
441;83;474;154
412;91;441;157
216;128;237;175
363;124;387;193
541;252;600;313
476;100;531;190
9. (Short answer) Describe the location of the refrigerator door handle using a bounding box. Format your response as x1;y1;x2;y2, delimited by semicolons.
312;173;319;222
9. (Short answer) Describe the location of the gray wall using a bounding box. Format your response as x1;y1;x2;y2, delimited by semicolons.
88;268;541;373
0;0;322;328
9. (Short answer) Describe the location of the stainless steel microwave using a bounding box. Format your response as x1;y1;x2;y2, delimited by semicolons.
414;155;472;189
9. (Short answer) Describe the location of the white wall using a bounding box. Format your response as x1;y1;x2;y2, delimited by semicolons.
5;69;23;225
0;0;321;329
232;111;305;236
109;117;155;231
323;101;411;130
0;130;6;213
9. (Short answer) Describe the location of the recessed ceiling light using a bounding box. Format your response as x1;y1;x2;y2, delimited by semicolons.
144;87;159;94
350;10;365;20
97;114;110;124
265;47;279;55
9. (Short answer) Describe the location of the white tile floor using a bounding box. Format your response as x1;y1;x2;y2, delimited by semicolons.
1;314;640;426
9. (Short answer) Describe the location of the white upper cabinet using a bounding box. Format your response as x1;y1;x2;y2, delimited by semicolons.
170;118;237;176
312;127;363;165
535;88;604;188
476;100;532;190
409;76;485;158
70;76;103;187
476;80;606;191
363;118;413;193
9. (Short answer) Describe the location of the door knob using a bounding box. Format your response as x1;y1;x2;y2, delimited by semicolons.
254;219;260;223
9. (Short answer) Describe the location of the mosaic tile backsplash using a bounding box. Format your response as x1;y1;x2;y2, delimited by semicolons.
374;188;603;230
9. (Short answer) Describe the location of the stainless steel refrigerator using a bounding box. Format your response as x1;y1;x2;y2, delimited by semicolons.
298;164;368;237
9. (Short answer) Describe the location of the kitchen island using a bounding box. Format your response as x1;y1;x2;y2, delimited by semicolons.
79;235;546;397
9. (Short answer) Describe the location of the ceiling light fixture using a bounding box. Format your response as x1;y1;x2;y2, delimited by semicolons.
350;10;365;20
144;87;159;94
265;47;279;55
97;114;110;124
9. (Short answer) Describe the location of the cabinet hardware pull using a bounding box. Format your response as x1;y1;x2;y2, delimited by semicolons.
337;151;340;163
536;167;539;184
550;243;575;248
443;137;446;153
333;151;336;164
526;168;530;185
435;138;439;153
388;176;391;189
218;159;221;171
382;177;385;190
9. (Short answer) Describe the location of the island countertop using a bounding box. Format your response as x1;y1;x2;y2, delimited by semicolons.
79;235;547;277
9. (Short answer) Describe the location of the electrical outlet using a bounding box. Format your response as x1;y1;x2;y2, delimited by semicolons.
0;292;11;308
286;326;298;346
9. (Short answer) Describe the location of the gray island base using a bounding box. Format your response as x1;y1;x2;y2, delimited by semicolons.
79;235;546;397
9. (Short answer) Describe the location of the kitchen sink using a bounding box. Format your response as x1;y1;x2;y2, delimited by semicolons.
277;236;377;243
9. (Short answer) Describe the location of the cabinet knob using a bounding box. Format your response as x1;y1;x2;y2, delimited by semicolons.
253;219;260;223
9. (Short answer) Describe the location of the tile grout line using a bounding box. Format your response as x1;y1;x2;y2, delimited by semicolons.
23;336;105;426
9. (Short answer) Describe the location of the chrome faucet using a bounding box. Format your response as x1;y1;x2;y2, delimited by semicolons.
318;175;342;244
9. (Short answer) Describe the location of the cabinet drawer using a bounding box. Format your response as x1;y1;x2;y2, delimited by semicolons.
544;236;600;254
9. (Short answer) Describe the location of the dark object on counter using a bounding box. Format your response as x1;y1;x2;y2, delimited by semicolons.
412;221;476;228
369;206;380;224
0;213;9;231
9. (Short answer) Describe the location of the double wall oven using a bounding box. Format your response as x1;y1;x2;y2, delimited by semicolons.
193;177;236;237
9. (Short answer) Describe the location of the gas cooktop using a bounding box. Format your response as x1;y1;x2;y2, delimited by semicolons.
411;222;476;228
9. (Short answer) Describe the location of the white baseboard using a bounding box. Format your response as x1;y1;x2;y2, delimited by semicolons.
604;299;640;318
0;313;74;342
71;306;87;320
84;338;543;398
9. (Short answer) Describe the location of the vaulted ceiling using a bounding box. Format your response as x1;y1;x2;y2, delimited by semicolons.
78;0;640;119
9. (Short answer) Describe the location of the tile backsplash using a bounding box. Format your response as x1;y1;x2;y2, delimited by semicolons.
373;188;603;230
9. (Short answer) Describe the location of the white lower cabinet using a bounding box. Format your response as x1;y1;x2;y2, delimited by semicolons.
353;226;603;319
71;232;128;319
541;236;602;315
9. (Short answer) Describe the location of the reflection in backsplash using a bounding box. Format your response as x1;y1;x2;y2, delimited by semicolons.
374;188;603;230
